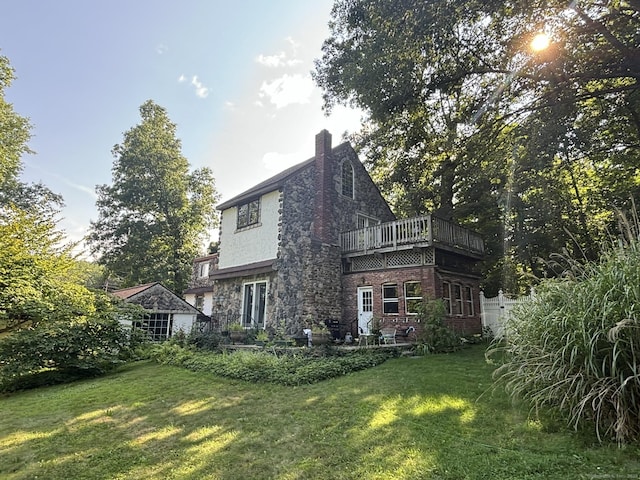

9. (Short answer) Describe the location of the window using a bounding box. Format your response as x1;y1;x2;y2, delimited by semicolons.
237;199;260;228
442;281;452;315
404;282;422;315
195;294;204;311
242;281;267;328
357;213;379;229
453;284;463;316
198;262;209;278
464;286;474;316
341;161;354;198
382;284;399;314
133;313;172;342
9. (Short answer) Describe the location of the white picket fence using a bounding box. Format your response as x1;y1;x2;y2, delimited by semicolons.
479;289;535;338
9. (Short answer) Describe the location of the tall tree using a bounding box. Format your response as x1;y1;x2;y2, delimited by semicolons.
0;53;99;334
314;0;640;294
88;100;219;293
0;53;62;215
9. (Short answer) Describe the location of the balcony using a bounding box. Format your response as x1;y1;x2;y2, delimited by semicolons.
340;215;484;258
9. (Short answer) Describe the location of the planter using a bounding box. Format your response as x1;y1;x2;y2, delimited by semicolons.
311;332;331;346
229;331;247;344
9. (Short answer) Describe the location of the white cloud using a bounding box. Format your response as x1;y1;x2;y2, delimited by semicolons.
256;52;287;67
156;43;168;55
256;51;302;68
191;76;209;98
259;74;314;108
178;74;209;98
255;36;303;68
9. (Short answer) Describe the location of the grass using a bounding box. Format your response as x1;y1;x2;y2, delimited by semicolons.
1;345;639;479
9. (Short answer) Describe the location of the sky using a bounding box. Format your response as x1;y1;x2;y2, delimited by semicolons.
2;0;363;254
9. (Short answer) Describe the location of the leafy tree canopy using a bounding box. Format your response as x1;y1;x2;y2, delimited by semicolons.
88;100;219;293
314;0;639;294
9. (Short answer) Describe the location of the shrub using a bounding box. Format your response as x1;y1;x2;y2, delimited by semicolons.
150;344;396;386
489;239;640;444
0;319;145;392
415;297;462;354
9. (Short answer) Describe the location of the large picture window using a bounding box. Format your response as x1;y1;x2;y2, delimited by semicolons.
382;284;399;314
404;281;422;315
237;199;260;228
133;313;172;342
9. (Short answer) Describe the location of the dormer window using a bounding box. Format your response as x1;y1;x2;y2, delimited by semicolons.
341;161;354;198
237;199;260;228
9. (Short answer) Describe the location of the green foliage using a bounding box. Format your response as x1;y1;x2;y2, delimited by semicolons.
490;234;640;444
415;298;462;354
3;346;640;479
88;100;220;293
0;207;99;333
0;319;147;392
315;1;640;294
150;344;396;386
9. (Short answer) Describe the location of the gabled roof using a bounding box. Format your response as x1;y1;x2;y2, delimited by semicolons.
112;282;201;314
112;282;159;300
216;142;351;211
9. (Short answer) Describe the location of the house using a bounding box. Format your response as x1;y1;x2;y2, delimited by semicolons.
113;282;203;341
185;130;484;339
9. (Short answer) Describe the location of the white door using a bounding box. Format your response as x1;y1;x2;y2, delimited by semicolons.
357;286;374;334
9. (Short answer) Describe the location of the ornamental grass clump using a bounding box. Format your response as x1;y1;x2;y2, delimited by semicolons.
490;232;640;445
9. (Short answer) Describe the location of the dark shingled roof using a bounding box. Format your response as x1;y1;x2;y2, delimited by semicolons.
216;142;351;211
112;282;158;300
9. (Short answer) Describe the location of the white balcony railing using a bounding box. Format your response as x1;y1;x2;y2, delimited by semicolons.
340;215;484;256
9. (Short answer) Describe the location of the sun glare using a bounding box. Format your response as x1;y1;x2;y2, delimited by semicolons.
530;32;551;52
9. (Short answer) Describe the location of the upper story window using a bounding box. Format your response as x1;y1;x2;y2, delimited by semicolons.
341;161;354;198
237;199;260;229
197;262;209;278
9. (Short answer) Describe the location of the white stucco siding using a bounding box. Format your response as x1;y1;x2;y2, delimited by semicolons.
218;190;280;269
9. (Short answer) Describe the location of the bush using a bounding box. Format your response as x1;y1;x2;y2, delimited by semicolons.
0;319;146;392
489;239;640;444
150;344;396;386
415;297;462;354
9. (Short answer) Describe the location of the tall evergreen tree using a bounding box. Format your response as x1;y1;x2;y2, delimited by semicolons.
88;100;219;293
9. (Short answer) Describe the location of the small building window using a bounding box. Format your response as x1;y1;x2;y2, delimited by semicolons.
237;199;260;229
133;313;172;342
357;213;379;229
195;294;204;311
341;161;354;198
198;262;209;278
382;283;399;314
442;281;452;315
465;286;474;316
404;281;422;315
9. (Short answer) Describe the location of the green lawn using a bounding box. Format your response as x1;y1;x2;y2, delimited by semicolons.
1;345;639;479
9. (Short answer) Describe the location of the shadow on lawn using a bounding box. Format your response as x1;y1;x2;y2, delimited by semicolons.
1;347;637;479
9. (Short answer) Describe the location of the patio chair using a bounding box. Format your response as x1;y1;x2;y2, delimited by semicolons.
379;327;397;344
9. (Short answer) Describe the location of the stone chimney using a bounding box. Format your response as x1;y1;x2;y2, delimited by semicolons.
313;130;333;243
